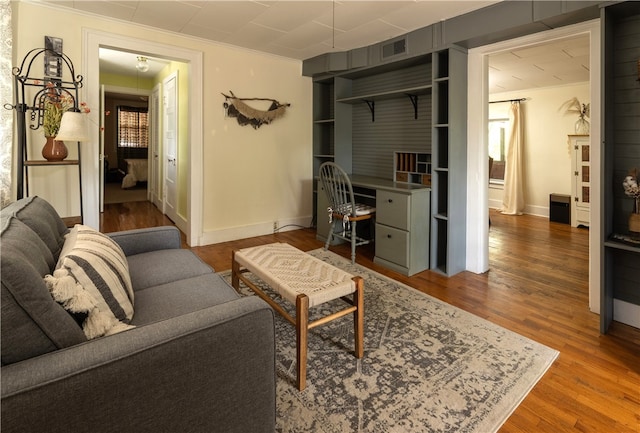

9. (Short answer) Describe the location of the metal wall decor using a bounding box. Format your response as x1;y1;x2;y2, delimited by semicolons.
44;36;63;78
222;91;290;129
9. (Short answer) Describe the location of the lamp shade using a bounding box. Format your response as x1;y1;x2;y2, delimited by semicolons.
55;111;89;142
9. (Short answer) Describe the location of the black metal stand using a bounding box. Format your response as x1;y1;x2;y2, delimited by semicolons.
5;48;84;222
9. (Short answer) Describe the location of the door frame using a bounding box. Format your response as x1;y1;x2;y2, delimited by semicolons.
466;20;601;313
83;29;204;246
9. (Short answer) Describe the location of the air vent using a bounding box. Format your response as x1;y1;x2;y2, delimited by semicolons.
382;39;406;59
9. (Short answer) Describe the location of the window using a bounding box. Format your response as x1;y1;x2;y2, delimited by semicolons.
118;106;148;148
488;119;508;183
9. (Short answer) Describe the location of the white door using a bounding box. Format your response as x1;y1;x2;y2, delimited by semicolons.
163;72;179;222
150;84;162;208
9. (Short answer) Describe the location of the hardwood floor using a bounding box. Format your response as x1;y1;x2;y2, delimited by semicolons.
102;202;640;432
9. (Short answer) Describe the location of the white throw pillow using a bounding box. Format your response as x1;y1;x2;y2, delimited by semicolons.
45;224;135;339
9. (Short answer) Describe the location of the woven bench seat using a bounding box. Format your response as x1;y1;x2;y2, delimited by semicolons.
231;243;364;390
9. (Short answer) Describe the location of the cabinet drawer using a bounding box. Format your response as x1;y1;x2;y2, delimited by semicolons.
376;191;410;230
375;224;409;267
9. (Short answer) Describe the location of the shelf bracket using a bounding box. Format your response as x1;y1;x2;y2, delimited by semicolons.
364;100;375;122
407;94;418;119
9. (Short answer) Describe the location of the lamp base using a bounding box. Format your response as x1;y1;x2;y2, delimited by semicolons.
42;136;68;162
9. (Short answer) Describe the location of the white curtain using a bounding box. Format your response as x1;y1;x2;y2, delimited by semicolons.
0;0;12;207
501;101;525;215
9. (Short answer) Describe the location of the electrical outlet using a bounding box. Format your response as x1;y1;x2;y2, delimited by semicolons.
273;221;278;232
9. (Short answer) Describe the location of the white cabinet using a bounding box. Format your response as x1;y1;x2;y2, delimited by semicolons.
570;135;590;228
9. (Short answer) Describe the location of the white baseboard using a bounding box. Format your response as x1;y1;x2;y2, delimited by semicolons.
488;200;549;218
524;204;548;218
614;299;640;329
199;216;312;245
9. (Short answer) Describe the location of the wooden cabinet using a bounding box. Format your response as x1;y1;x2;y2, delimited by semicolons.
570;135;590;228
375;188;430;276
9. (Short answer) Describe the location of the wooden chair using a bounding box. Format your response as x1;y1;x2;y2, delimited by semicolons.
319;162;375;264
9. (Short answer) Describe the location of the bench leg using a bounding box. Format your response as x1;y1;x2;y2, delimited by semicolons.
296;294;309;391
231;250;240;290
352;277;364;358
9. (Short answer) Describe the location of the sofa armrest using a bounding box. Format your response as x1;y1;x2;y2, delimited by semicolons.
1;296;276;433
107;226;182;256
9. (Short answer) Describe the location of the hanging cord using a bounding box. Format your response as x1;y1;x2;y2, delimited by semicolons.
332;0;335;49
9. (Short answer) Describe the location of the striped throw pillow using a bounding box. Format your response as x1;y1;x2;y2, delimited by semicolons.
45;225;135;339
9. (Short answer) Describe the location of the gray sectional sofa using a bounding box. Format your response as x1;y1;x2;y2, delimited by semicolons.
1;196;276;433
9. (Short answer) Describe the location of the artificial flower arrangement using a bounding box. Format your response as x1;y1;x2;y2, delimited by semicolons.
40;82;90;137
559;97;590;120
623;168;640;214
559;97;590;134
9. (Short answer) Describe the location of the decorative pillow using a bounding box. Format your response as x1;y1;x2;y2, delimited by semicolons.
44;225;135;339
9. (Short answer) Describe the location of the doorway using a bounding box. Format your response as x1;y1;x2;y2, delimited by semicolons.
467;20;601;313
102;90;150;205
83;30;204;246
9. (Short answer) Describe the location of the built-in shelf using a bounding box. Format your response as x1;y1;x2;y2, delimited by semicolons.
605;238;640;253
338;85;432;122
313;119;335;124
335;84;432;104
394;151;432;186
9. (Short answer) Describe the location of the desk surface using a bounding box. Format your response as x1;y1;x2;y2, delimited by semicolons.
349;174;431;194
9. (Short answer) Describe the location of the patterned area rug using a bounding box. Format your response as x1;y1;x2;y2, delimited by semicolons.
223;249;559;433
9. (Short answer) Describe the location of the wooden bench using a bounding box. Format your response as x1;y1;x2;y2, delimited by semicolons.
231;243;364;390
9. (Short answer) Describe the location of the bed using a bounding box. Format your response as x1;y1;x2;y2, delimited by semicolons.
121;158;148;189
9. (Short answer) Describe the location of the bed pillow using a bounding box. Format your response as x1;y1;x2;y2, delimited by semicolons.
44;225;135;339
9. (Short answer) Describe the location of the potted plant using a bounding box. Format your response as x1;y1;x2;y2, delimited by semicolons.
40;86;89;161
41;92;74;161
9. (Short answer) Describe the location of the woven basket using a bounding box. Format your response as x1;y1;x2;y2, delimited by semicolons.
629;213;640;234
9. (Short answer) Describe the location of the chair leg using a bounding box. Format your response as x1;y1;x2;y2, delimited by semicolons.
351;220;357;264
324;220;334;251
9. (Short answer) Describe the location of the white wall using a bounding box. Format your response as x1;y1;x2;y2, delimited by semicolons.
488;83;590;216
13;2;312;244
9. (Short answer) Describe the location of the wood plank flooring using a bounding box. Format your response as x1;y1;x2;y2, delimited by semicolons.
101;202;640;433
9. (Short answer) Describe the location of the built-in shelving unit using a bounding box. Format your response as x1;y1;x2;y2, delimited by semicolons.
311;46;467;277
430;48;467;276
601;2;640;333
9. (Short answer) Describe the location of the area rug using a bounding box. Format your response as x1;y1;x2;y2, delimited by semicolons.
222;249;559;433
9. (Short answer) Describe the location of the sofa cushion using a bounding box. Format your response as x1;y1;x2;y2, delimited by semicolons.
1;217;86;365
131;273;240;326
126;249;214;291
45;225;135;339
2;196;68;261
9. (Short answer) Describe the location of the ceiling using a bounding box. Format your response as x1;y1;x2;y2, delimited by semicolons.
43;1;590;93
44;0;499;60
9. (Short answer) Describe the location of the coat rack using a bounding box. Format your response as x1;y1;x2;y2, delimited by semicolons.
5;48;84;221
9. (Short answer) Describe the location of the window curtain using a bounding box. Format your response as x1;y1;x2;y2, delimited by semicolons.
0;0;14;207
117;106;148;148
0;0;12;207
501;101;525;215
